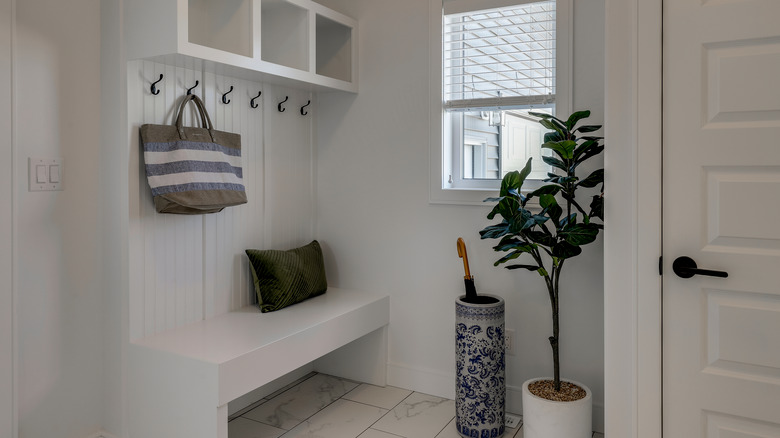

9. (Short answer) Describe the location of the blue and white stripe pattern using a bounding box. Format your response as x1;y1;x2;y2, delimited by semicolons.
143;140;244;197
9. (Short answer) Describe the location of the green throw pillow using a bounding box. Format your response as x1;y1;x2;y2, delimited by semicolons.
245;240;328;313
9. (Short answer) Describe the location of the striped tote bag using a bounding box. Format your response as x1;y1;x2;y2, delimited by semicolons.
140;94;247;214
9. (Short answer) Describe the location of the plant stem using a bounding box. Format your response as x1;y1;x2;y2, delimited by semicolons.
551;260;564;391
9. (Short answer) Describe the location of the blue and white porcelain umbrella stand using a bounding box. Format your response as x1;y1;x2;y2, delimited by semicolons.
455;294;506;438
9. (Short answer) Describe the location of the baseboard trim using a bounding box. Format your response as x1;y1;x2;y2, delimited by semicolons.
387;361;454;400
86;431;121;438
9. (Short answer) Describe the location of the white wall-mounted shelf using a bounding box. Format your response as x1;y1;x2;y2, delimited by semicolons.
125;0;358;93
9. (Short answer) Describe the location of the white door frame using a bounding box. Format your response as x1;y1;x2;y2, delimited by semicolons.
604;0;663;437
0;0;15;436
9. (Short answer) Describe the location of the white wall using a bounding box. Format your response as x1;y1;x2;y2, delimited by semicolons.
14;1;104;437
99;2;127;435
314;0;605;430
1;0;16;435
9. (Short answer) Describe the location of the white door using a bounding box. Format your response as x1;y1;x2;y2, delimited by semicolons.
663;0;780;436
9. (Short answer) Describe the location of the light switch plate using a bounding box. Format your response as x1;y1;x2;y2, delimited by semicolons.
28;157;63;191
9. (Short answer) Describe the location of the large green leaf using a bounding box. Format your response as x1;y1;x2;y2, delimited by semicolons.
479;222;510;240
549;117;567;132
526;230;556;247
509;209;532;234
552;241;583;259
542;140;577;160
590;194;604;220
492;237;534;253
575;144;605;165
487;196;520;221
522;214;549;230
573;139;599;161
500;170;521;197
529;112;565;126
559;223;600;246
529;185;562;198
539;118;559;133
542;156;567;171
577;169;604;188
505;264;540;271
539;194;562;226
494;250;524;266
517;157;533;186
500;158;533;197
575;124;602;133
545;175;578;186
559;213;577;228
544;131;564;143
565;110;591;130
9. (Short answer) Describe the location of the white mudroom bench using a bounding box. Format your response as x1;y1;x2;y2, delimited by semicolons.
127;287;390;438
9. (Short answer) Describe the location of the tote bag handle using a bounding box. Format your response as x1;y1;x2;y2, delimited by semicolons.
174;94;216;142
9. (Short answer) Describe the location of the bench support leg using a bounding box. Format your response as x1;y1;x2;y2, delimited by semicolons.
313;326;388;387
217;404;228;438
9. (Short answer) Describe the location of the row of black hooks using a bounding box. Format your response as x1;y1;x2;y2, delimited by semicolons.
150;74;311;115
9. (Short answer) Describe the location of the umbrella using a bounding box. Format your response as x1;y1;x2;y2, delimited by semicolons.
456;238;478;302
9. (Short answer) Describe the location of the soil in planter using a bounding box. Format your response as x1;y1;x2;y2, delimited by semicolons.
528;380;587;402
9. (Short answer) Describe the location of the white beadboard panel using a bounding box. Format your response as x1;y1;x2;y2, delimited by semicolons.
202;73;265;319
263;86;316;250
128;60;207;339
128;60;314;337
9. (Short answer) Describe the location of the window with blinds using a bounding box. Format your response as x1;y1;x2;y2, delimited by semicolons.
443;1;556;112
433;0;570;201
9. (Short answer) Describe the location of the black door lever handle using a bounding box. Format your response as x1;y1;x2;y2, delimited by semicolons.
672;256;728;279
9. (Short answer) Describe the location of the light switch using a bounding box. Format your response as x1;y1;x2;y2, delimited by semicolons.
36;165;47;183
49;165;60;183
28;157;63;191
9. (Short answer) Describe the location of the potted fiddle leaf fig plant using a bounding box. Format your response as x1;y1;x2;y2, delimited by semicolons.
479;110;603;438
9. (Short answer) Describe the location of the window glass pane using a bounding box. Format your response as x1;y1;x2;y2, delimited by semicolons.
459;108;552;180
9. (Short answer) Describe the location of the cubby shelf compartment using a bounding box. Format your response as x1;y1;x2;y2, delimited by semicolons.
316;13;353;83
124;0;358;93
261;0;309;71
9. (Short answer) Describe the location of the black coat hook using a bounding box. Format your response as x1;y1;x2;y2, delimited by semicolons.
300;100;311;116
151;74;163;95
221;85;234;104
187;80;199;95
250;91;262;109
278;96;289;112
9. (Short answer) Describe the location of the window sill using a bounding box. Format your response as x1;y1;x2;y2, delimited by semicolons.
429;185;542;209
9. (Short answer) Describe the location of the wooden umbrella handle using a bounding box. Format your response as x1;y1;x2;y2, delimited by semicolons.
457;238;472;279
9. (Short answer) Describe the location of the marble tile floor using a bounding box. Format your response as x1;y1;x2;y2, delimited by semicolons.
229;373;605;438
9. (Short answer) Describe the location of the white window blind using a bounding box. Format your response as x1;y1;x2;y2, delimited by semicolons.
443;1;556;111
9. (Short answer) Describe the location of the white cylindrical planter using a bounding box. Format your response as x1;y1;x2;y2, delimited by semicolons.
455;294;505;438
522;378;592;438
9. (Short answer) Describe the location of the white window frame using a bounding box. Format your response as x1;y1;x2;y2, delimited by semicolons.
429;0;572;205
